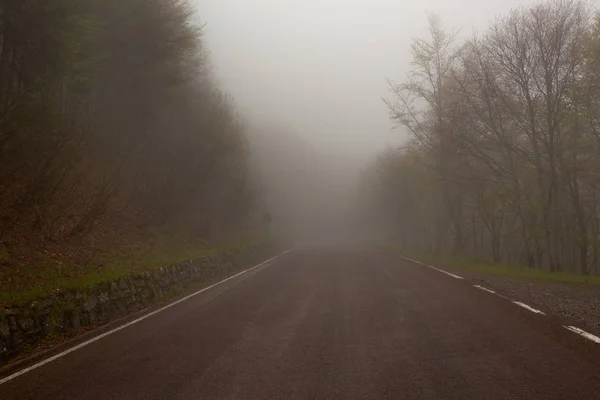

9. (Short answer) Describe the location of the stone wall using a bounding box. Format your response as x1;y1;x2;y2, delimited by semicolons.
0;246;271;364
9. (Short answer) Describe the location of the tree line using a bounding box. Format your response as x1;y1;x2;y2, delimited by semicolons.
0;0;255;243
364;0;600;274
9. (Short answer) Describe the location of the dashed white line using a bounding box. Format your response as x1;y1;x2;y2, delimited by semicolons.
564;326;600;344
403;257;427;266
512;301;546;315
474;285;496;294
395;253;600;347
0;248;294;386
403;256;557;315
402;257;464;279
430;266;464;279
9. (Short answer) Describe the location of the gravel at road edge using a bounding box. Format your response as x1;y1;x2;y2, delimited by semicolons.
467;273;600;335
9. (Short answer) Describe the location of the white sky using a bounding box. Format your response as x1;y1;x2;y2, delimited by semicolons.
193;0;544;158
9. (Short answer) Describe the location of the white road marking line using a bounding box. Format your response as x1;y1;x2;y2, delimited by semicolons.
430;266;464;279
0;248;294;386
512;301;546;315
441;270;464;279
564;326;600;344
401;257;464;279
403;257;426;266
474;285;496;294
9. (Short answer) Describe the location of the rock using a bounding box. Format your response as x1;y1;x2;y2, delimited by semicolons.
18;317;35;334
72;313;81;330
10;331;23;346
0;318;10;339
83;294;98;312
116;300;127;314
0;337;8;356
109;290;122;300
99;292;110;303
132;278;146;288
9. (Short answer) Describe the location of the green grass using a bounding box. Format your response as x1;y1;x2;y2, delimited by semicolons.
0;237;273;306
380;245;600;286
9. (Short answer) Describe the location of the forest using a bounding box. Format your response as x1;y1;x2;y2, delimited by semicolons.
364;0;600;274
0;0;257;270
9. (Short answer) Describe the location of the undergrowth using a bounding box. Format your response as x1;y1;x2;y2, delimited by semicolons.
381;245;600;286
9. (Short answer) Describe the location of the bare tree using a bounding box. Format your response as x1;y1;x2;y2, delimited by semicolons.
384;14;466;254
371;1;600;275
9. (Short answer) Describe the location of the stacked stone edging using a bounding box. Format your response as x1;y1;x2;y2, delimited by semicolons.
0;247;266;364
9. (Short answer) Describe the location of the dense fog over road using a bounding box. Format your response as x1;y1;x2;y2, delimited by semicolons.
5;1;600;394
195;0;540;152
193;0;541;239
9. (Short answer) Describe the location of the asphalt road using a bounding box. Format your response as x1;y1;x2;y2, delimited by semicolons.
2;247;600;399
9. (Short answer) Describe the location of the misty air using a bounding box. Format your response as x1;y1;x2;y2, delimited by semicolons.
1;1;600;399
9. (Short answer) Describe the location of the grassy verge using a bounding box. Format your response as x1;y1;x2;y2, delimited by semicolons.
0;238;277;368
0;237;274;306
380;245;600;286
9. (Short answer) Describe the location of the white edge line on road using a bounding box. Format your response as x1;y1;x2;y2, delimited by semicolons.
403;257;426;266
564;326;600;344
401;257;463;279
436;269;464;280
473;285;496;294
0;248;294;386
427;265;463;279
512;301;546;315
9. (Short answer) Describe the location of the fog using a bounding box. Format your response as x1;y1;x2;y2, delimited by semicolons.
193;0;544;240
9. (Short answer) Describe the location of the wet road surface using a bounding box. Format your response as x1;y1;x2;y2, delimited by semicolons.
2;246;600;399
